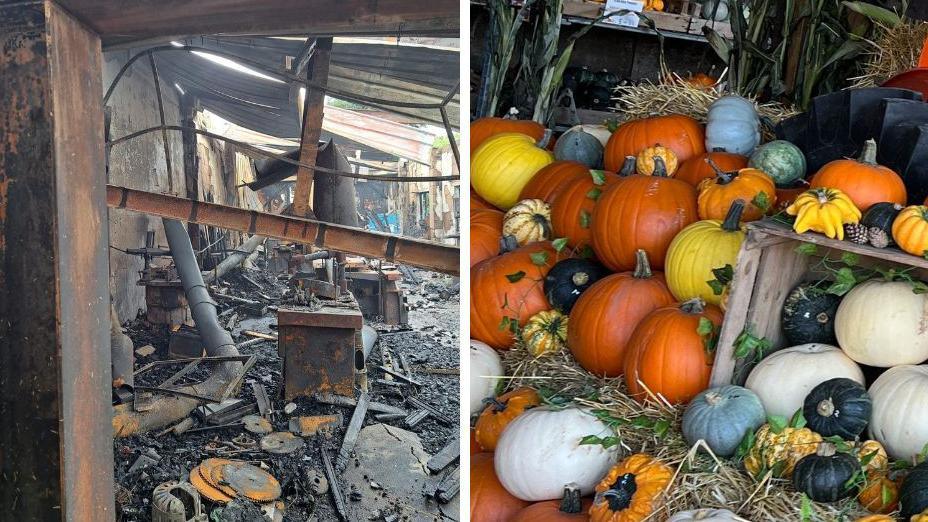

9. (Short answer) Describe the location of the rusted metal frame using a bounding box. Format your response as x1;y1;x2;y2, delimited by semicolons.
291;38;317;76
108;124;459;182
134;354;254;376
181;95;201;248
439;80;461;169
0;2;114;519
148;51;174;193
293;37;332;218
103;45;450;111
107;185;459;275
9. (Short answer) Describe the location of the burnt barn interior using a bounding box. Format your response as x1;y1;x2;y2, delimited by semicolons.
0;2;461;521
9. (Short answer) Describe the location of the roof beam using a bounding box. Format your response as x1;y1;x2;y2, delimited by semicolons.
322;106;435;165
57;0;459;48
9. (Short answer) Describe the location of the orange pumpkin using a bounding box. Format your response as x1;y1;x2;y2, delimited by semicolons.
471;452;530;522
589;454;673;522
857;471;901;514
854;516;894;522
519;161;590;203
603;114;705;172
696;163;776;222
892;205;928;257
809;139;906;213
568;250;675;377
591;159;698;271
624;298;723;404
511;489;592;521
676;152;748;187
550;170;622;250
470;429;481;455
471;242;558;349
684;73;716;89
474;387;541;451
471;208;506;267
472;188;496;211
472;117;547;153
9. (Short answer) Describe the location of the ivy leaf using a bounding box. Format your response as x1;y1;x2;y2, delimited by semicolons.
498;316;511;331
697;317;719;355
768;415;788;434
590;170;607;186
530;251;549;266
841;252;859;266
654;419;670;439
696;317;714;336
859;449;878;468
824;435;852;453
752;191;771;212
552;237;568;252
912;280;928;295
826;267;857;296
789;409;807;429
631;416;655;429
734;429;755;461
707;279;726;296
733;328;771;362
795;243;818;256
711;264;734;285
579;434;620;449
604;119;620;133
505;271;526;283
586;187;603;201
579;210;591;229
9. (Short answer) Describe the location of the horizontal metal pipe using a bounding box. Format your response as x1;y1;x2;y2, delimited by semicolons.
107;185;458;275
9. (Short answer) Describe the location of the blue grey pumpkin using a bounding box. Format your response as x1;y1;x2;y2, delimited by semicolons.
682;385;766;457
554;128;604;169
705;96;761;156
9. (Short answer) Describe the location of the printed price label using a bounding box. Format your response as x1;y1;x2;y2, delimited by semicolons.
604;0;645;27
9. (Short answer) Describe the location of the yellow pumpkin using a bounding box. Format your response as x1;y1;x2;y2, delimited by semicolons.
590;454;673;522
636;145;679;176
472;133;555;210
855;516;894;522
521;309;568;357
665;199;745;306
892;205;928;257
914;511;928;522
503;199;552;246
743;424;822;479
786;187;861;240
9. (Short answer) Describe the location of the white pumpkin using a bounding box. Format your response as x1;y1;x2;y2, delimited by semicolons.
705;95;761;156
835;280;928;367
700;0;730;21
566;123;612;147
494;407;620;501
470;339;503;414
744;343;864;418
868;365;928;460
668;508;746;522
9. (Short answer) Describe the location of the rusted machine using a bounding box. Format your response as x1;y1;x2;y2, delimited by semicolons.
129;231;193;328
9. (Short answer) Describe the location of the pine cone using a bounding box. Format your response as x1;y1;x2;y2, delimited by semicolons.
868;227;890;249
844;223;869;244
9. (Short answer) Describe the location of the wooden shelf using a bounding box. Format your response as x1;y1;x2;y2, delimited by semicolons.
562;1;733;42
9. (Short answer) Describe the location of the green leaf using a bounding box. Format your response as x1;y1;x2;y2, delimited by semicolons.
800;494;812;522
882;483;892;506
711;264;734;285
752;192;771;212
498;316;511;331
859;449;877;468
840;252;859;267
505;271;526;283
768;415;788;434
530;251;549;266
654;419;670;439
579;434;620;449
579;245;595;259
552;237;568;252
696;317;714;336
579;210;591;229
586;187;602;201
789;409;807;429
826;267;858;296
707;279;726;296
912;280;928;295
795;243;818;256
734;429;756;461
841;1;902;27
590;170;607;186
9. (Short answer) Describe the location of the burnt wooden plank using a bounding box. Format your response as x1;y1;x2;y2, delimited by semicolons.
0;2;114;519
337;392;370;469
293;37;331;218
427;437;459;473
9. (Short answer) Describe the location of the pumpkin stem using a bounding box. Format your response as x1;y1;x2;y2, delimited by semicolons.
602;473;637;512
619;156;637;177
559;484;583;514
571;271;590;286
651;156;669;177
705;391;723;406
680;297;706;314
499;235;519;254
816;398;835;418
722;200;746;232
816;312;829;324
858;139;879;165
705;157;737;185
537;129;553;150
633;249;652;279
817;442;838;457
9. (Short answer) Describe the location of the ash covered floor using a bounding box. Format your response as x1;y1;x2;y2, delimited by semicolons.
113;267;460;522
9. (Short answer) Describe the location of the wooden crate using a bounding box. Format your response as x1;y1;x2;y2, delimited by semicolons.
709;219;928;387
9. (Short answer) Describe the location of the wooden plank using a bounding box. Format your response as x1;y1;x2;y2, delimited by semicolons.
57;0;460;48
321;448;347;522
293;37;332;218
427;437;459;473
314;393;407;416
337;392;370;468
0;2;114;519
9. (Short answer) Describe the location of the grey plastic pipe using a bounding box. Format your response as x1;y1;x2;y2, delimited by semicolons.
113;219;243;436
202;233;266;283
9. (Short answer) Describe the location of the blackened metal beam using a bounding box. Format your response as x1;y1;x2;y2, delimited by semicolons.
106;185;459;275
293;37;332;218
0;2;114;519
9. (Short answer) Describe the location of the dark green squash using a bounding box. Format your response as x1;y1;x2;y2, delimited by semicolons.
861;202;904;236
792;443;860;502
543;258;608;314
802;378;871;439
781;282;841;345
900;460;928;519
554;128;604;169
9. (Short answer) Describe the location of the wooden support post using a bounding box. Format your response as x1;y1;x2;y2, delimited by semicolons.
292;37;332;218
181;95;201;250
0;2;114;519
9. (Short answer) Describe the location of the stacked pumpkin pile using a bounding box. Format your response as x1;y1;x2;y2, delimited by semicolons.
469;101;928;521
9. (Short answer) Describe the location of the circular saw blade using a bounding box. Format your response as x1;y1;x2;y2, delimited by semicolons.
221;462;282;503
260;432;304;454
243;415;273;435
189;464;234;503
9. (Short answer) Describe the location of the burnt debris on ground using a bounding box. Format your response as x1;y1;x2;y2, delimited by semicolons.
114;260;460;522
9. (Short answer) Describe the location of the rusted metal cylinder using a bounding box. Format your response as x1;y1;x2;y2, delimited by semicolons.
106;185;458;275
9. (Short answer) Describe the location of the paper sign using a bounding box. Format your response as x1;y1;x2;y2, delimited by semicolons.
604;0;645;27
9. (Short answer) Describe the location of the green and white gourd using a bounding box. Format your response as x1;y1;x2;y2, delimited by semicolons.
749;140;807;186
